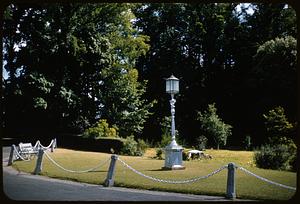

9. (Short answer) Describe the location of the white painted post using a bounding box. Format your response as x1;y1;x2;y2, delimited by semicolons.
34;149;44;175
7;145;15;166
104;155;118;187
51;139;54;152
226;162;236;199
54;138;57;148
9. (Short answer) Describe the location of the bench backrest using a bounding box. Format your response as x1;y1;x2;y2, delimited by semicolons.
188;150;203;154
19;143;34;151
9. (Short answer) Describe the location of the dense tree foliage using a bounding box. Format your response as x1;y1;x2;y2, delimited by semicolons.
3;3;154;139
254;106;297;171
252;36;297;117
2;3;297;148
132;3;297;146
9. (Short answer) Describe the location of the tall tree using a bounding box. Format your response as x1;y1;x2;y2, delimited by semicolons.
251;36;297;120
263;106;295;144
132;3;297;146
197;103;232;149
3;3;154;138
133;3;244;143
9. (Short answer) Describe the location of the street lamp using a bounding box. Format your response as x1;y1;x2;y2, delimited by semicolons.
163;75;185;170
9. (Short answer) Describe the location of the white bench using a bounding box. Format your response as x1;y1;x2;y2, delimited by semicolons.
18;142;39;159
188;150;203;160
187;150;212;160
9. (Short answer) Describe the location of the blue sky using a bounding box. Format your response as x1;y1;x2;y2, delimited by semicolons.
236;3;255;15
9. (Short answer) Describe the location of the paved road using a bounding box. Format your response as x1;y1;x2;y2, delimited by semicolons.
2;147;250;201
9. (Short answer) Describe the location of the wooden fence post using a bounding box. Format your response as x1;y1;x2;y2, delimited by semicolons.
34;149;44;175
51;139;55;152
7;145;15;166
54;138;57;148
226;162;236;199
104;154;118;187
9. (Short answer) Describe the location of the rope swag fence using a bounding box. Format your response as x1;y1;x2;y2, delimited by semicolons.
43;151;111;173
7;139;57;165
7;146;296;199
237;166;296;191
117;157;228;184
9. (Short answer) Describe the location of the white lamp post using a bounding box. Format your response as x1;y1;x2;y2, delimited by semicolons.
164;75;185;170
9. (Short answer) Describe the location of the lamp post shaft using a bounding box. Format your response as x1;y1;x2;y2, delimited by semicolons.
170;94;176;143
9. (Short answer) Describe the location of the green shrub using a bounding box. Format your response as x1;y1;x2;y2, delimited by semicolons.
120;137;149;156
286;139;297;171
136;139;149;156
160;133;171;147
290;153;297;172
159;116;172;147
156;148;163;159
258;106;297;171
120;135;138;156
254;144;296;170
83;119;118;139
182;149;190;161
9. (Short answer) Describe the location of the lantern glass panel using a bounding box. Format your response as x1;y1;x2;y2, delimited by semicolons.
166;75;179;94
166;80;171;93
173;80;179;93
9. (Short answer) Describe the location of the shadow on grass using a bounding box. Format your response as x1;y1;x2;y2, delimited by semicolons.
88;170;108;173
147;168;173;172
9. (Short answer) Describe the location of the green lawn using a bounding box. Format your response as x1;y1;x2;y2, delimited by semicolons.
12;148;296;201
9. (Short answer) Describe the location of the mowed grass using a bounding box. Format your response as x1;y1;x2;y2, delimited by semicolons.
12;148;296;200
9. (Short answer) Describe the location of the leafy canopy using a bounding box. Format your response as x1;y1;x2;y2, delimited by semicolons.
3;3;155;137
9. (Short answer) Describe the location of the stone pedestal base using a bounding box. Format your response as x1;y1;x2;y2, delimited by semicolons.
164;143;185;170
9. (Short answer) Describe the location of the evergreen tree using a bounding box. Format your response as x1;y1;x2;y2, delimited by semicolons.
263;106;294;144
197;103;232;149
